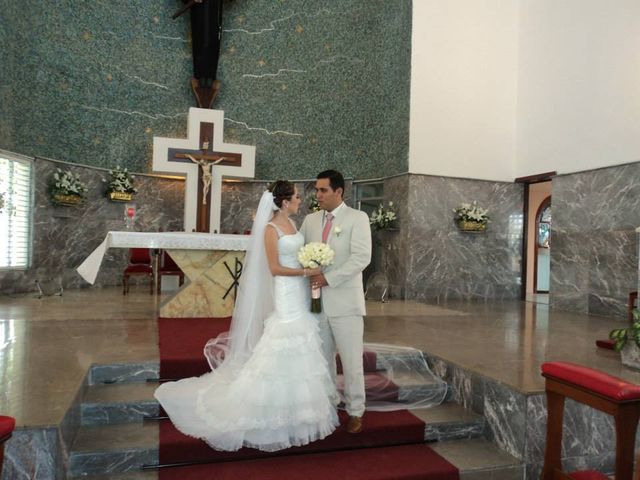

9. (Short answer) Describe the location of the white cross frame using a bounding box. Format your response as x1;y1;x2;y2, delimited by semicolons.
152;107;256;233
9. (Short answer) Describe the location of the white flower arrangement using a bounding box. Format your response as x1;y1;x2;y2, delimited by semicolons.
298;242;335;268
453;202;490;224
0;192;4;213
306;193;321;212
369;201;397;230
50;168;88;197
103;166;137;194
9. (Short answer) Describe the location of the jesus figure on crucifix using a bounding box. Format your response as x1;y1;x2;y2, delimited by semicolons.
185;153;226;205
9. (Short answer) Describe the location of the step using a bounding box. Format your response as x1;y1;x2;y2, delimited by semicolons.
87;351;422;385
82;383;160;425
89;362;160;385
81;373;449;425
69;405;485;476
431;438;523;480
75;438;522;480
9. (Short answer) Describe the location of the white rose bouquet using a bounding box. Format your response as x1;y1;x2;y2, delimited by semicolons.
298;242;335;313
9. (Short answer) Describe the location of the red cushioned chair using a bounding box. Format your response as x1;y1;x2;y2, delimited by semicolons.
123;248;154;295
156;250;185;294
0;416;15;476
541;362;640;480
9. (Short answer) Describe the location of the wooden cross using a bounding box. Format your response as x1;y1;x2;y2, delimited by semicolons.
153;108;256;233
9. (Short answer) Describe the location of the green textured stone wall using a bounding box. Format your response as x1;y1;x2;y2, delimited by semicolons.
0;0;411;179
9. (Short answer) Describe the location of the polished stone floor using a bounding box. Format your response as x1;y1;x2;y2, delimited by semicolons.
0;286;637;428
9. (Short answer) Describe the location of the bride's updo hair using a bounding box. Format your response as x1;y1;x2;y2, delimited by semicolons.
268;180;295;208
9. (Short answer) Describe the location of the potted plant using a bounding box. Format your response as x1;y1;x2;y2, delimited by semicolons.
103;166;138;202
610;309;640;370
369;201;397;231
454;202;489;231
50;168;88;206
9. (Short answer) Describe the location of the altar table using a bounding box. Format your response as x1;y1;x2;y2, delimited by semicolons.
77;231;249;318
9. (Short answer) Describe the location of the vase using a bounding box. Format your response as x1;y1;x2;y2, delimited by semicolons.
52;193;83;206
621;342;640;371
108;191;134;202
457;220;487;232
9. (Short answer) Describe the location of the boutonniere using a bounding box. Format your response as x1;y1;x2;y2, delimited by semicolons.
333;226;342;237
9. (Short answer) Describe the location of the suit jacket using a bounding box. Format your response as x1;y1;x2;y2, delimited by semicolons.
300;204;372;317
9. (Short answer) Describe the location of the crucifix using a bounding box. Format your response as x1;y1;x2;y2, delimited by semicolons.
152;108;256;233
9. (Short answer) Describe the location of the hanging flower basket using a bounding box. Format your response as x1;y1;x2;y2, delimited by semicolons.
108;191;134;202
454;202;489;232
103;166;138;202
52;193;83;206
457;220;487;232
50;168;88;207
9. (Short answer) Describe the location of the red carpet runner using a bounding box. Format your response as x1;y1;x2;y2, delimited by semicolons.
157;316;459;480
158;316;232;379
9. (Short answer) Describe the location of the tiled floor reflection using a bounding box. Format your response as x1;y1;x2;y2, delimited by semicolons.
0;287;637;428
0;287;160;427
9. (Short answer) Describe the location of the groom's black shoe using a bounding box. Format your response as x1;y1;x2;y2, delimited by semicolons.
346;416;362;434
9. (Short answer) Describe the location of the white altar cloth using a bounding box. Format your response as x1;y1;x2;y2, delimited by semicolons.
77;231;250;284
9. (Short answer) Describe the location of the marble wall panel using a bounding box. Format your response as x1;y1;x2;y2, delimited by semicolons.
2;428;61;480
380;175;410;299
0;1;411;180
400;175;524;302
551;162;640;318
484;382;527;460
0;158;360;295
0;158;184;295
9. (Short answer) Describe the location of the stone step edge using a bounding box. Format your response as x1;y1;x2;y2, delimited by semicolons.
88;352;424;385
74;460;523;480
68;419;489;477
80;383;455;426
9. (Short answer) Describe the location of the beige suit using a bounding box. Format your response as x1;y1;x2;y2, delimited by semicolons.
300;204;372;416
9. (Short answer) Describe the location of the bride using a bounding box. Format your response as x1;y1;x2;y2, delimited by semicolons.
154;180;339;452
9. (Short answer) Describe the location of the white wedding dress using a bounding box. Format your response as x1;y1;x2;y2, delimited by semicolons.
154;224;339;452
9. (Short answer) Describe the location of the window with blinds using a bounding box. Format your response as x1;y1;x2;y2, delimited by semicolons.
0;154;33;269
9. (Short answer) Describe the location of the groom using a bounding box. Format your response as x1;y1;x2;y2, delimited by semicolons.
300;169;372;434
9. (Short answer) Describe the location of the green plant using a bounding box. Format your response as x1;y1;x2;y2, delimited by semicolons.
102;166;137;194
609;309;640;352
50;168;88;197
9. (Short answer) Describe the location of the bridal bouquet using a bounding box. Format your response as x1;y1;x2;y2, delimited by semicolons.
298;242;335;313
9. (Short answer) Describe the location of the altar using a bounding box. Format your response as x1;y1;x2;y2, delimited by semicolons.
77;231;249;318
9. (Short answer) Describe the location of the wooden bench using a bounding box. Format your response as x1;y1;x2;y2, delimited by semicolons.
541;362;640;480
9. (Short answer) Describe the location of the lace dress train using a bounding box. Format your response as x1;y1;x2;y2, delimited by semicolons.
154;230;339;452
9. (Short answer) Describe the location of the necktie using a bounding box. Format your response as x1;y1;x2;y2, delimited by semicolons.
322;213;333;243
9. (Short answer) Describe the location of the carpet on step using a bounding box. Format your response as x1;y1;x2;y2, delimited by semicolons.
159;409;424;465
159;316;380;379
157;443;459;480
158;316;231;379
